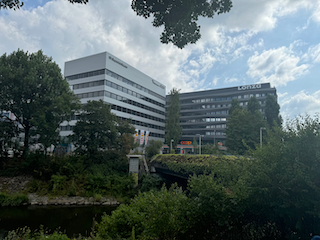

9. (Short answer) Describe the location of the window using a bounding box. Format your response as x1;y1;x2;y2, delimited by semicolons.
256;94;260;97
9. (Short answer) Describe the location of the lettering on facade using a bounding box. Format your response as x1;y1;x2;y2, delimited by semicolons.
180;141;192;145
238;84;261;90
152;79;165;89
109;56;128;68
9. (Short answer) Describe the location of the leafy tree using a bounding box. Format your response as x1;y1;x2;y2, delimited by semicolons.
0;113;20;157
247;96;260;114
145;140;163;160
165;88;182;149
1;0;233;49
229;98;241;115
0;49;79;156
71;100;134;156
265;94;281;128
248;115;320;239
226;108;266;155
131;0;233;48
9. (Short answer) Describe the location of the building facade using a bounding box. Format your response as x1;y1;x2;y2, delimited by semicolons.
168;83;277;152
61;52;166;144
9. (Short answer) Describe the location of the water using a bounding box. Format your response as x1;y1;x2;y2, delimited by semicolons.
0;205;117;238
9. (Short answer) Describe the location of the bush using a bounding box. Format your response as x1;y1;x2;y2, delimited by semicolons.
0;192;28;206
97;185;190;240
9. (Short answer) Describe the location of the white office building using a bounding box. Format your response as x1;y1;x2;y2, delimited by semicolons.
60;52;166;144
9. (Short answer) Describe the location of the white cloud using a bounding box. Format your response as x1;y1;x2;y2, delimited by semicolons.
212;77;219;86
280;90;320;119
224;77;239;84
247;46;309;86
308;44;320;63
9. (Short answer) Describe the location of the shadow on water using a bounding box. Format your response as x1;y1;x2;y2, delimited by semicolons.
0;205;117;239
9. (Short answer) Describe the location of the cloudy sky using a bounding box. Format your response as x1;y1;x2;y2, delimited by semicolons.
1;0;320;120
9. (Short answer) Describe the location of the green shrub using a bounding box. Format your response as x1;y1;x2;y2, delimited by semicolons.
0;192;28;206
50;175;68;195
97;185;190;240
138;174;163;192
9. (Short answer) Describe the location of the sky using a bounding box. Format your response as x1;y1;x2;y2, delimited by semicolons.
1;0;320;121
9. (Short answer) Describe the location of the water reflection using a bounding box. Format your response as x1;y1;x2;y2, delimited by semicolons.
0;205;116;238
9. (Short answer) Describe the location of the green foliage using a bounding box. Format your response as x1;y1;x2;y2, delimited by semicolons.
0;115;20;158
145;140;163;160
138;174;163;192
0;49;80;156
247;96;261;114
131;0;233;48
165;88;182;148
3;227;76;240
71;100;135;156
0;192;28;206
229;98;241;115
97;185;190;240
226;108;266;155
152;154;248;178
265;94;281;128
247;115;320;239
201;143;223;155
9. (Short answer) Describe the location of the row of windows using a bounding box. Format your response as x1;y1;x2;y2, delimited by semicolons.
118;117;165;133
72;79;164;108
180;93;274;105
181;110;229;117
75;90;165;116
183;124;226;129
105;80;164;108
106;91;165;116
66;68;165;101
111;104;165;124
60;125;73;131
181;101;265;112
206;131;226;136
73;80;104;89
181;117;227;123
181;131;226;136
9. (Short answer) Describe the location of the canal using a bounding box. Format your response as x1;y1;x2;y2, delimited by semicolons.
0;205;116;238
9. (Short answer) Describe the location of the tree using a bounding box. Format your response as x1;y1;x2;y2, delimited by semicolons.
247;96;260;114
145;140;163;160
229;98;241;115
265;94;281;128
71;100;135;156
165;88;182;149
131;0;233;48
248;115;320;238
226;108;266;155
0;113;19;157
0;49;79;156
1;0;233;49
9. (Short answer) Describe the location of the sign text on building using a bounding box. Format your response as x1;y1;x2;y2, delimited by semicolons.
238;84;261;91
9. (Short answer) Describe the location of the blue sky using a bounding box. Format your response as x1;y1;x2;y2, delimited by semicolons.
0;0;320;121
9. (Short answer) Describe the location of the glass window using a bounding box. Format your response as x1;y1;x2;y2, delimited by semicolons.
106;81;111;87
221;118;227;121
128;90;132;95
256;94;260;97
122;88;128;94
206;98;210;102
83;93;88;98
105;92;111;98
117;95;122;101
262;93;266;97
132;92;137;97
244;94;249;98
111;83;117;89
118;86;122;91
238;95;242;99
201;99;205;103
111;94;117;99
216;98;221;101
216;118;221;121
88;92;93;98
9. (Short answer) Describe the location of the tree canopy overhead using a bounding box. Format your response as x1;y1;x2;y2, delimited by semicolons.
0;49;80;156
1;0;233;48
131;0;233;48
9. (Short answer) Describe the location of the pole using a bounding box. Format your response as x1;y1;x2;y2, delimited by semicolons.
199;135;201;155
260;127;266;148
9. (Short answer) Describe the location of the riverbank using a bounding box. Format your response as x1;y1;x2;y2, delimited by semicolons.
0;175;119;206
